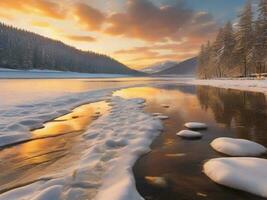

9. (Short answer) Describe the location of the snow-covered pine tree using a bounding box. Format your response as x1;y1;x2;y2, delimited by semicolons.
234;1;254;77
197;44;206;79
255;0;267;74
212;28;224;77
221;22;236;74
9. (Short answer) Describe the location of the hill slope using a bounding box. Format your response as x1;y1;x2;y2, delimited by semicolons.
141;61;178;74
0;23;140;75
156;57;197;76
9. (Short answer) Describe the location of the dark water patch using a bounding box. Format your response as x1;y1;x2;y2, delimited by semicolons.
114;85;267;200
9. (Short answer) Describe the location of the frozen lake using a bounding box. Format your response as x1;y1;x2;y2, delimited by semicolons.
0;78;267;200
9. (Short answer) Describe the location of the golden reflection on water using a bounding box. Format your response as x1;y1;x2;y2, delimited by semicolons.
0;78;164;107
113;87;212;121
32;101;109;138
0;101;110;189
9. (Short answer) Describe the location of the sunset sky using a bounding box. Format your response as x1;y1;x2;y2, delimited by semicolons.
0;0;251;69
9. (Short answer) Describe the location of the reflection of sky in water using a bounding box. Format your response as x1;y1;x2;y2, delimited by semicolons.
0;78;170;108
113;86;216;125
0;100;109;189
32;101;109;138
114;85;267;144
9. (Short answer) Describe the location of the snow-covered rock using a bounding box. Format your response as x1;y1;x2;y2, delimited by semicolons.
176;130;202;139
155;115;169;120
211;137;266;156
203;157;267;198
184;122;207;130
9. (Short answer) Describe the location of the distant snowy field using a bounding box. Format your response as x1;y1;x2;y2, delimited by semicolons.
0;68;129;78
191;78;267;94
172;78;267;95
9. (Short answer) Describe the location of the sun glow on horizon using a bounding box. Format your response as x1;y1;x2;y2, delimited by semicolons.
0;0;246;69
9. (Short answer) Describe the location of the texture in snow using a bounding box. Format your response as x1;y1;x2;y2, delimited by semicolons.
204;157;267;198
176;130;202;139
0;97;163;200
211;137;266;156
0;88;113;147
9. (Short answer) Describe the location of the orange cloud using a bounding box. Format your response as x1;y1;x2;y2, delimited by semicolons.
65;35;96;42
0;0;66;19
73;3;106;31
105;0;217;42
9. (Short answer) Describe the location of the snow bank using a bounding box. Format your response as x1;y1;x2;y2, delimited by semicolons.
211;137;266;156
204;157;267;198
191;79;267;95
0;68;128;78
176;130;202;139
0;97;163;200
184;122;207;130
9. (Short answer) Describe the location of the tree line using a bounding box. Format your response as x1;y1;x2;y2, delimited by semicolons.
0;23;139;74
197;0;267;79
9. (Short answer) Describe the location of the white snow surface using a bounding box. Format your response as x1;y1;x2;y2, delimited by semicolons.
211;137;267;156
204;157;267;198
0;97;163;200
0;68;128;78
176;130;202;139
184;122;207;130
190;79;267;95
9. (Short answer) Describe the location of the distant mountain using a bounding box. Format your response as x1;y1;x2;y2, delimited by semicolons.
141;61;178;74
155;57;197;76
0;23;141;75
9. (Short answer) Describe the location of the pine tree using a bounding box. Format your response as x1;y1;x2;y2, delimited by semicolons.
219;22;236;76
255;0;267;74
213;28;224;77
235;1;254;77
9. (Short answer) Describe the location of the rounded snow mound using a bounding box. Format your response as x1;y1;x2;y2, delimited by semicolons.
184;122;207;130
211;137;266;156
204;157;267;198
176;130;202;139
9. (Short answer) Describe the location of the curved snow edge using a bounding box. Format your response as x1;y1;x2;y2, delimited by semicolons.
0;97;163;200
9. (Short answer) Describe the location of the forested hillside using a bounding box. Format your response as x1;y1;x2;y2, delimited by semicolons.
197;0;267;78
0;23;139;74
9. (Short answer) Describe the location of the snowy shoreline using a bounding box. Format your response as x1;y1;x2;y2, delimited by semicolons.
0;96;163;200
189;78;267;95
